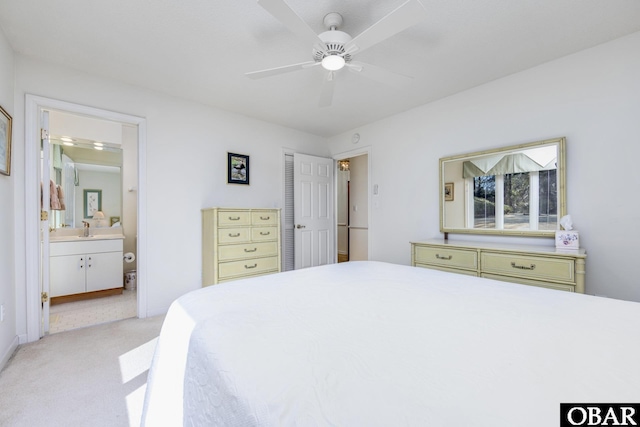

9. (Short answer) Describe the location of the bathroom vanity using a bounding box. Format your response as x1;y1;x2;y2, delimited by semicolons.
49;234;124;302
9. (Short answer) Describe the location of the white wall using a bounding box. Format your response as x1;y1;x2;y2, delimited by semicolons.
11;55;329;338
328;31;640;303
122;124;137;272
0;27;16;370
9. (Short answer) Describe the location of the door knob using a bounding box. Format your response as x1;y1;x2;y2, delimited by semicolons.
296;224;306;229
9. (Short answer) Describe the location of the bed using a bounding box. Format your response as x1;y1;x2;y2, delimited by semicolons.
141;261;640;426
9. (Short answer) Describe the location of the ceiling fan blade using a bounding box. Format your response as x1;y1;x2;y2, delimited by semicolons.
245;61;317;79
318;71;336;108
257;0;325;47
344;0;427;54
347;61;413;89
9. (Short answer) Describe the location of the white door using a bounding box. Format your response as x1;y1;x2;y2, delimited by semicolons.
294;153;334;269
40;110;51;335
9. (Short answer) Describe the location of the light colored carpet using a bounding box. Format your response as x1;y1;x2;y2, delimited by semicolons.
0;315;165;427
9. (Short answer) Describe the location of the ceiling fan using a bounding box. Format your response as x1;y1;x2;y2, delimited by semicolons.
246;0;428;107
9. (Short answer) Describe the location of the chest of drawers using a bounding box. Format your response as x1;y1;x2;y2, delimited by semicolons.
411;239;586;293
202;208;281;285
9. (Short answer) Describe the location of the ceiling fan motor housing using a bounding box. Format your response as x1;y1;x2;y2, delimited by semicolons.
314;29;353;63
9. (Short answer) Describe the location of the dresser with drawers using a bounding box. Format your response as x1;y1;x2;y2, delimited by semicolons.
202;207;281;285
411;239;586;293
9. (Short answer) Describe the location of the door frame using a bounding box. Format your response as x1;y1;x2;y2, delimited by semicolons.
332;146;372;261
24;95;148;342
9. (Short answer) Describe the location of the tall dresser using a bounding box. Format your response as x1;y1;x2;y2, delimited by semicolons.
411;239;586;293
202;207;281;286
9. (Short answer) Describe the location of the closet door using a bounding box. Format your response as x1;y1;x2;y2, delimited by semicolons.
293;153;334;269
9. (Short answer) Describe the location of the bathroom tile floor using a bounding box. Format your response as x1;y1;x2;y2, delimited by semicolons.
49;289;137;334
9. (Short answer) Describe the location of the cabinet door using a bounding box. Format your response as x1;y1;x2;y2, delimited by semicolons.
86;252;124;292
50;255;86;297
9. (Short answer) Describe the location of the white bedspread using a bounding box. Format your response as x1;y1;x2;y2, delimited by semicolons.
142;261;640;426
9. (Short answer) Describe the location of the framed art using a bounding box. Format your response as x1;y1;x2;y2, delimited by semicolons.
227;152;250;185
444;182;454;201
83;189;102;218
0;105;12;176
110;216;121;226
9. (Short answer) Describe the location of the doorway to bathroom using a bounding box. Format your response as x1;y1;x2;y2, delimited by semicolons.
45;109;137;334
24;95;147;340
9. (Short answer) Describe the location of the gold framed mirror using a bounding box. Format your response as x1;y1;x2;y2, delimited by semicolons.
439;137;566;237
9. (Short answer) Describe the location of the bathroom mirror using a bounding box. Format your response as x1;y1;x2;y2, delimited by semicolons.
439;137;566;237
49;137;122;229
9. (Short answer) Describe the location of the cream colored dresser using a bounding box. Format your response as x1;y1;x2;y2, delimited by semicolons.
411;239;586;293
202;208;281;285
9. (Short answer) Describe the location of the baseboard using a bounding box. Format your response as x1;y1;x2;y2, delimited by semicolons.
0;335;20;372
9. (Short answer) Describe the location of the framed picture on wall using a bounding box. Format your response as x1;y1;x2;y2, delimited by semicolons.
227;152;250;185
83;189;102;218
0;105;12;176
444;182;454;201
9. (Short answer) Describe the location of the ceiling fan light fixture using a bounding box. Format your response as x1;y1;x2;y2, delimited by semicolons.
321;55;345;71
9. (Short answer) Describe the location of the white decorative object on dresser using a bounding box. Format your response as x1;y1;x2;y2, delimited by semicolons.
202;208;281;285
411;239;586;293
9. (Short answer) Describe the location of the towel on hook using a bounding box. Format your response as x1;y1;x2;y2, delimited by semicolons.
57;185;66;210
50;180;61;210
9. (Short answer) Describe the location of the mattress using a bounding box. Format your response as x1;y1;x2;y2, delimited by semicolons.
141;261;640;426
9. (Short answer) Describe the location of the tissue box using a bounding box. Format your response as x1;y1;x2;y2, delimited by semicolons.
555;230;579;249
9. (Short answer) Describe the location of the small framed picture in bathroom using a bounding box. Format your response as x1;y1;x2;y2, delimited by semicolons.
227;152;250;185
83;189;102;218
110;216;120;226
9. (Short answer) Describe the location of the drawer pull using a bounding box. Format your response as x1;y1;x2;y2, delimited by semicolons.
228;233;241;237
244;248;258;253
228;216;241;221
245;263;258;269
435;254;452;260
511;262;536;270
260;216;270;220
260;231;270;236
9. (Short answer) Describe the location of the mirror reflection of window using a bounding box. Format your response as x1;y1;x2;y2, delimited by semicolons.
471;169;557;231
537;169;557;230
473;175;495;228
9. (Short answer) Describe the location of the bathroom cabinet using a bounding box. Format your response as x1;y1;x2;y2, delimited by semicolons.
50;238;124;297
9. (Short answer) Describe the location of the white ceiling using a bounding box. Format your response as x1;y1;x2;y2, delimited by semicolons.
1;0;640;137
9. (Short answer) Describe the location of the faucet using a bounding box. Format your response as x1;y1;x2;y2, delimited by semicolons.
82;221;90;237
